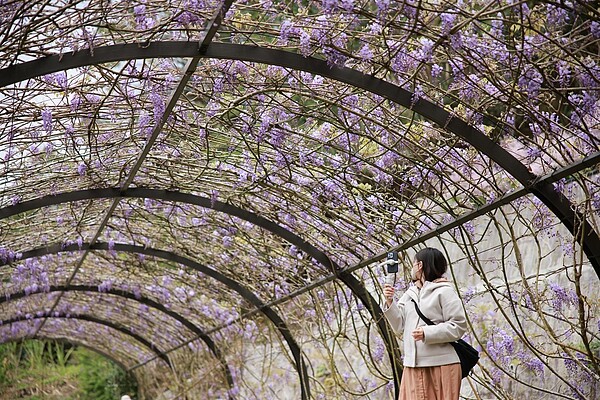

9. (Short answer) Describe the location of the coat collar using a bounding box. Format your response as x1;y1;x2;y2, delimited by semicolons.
406;278;453;302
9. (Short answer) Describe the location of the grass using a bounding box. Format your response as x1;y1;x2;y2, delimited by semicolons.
0;340;137;400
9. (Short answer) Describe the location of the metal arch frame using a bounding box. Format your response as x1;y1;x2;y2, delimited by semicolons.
1;42;598;276
0;188;334;271
1;42;598;397
0;284;234;391
0;240;313;400
0;312;172;366
0;187;404;396
0;152;595;394
22;0;236;352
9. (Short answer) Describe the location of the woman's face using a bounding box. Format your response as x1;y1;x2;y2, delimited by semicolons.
411;259;422;282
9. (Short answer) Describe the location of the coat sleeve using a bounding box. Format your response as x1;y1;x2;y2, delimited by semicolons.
421;287;467;344
383;293;409;336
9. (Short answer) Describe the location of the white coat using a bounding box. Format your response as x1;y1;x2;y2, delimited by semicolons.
383;280;468;367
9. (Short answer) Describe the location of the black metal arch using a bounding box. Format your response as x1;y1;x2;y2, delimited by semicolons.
0;312;171;366
1;42;597;278
0;283;234;391
0;240;313;399
0;187;404;396
2;42;598;398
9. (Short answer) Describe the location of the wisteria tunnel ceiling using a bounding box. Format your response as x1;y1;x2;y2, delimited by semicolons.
1;0;599;399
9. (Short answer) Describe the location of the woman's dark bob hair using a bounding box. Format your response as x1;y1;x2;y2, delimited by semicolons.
414;247;448;282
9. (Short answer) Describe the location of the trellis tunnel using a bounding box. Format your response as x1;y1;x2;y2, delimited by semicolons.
0;1;599;399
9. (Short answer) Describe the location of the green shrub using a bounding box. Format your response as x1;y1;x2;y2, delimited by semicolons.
0;340;137;400
75;348;137;400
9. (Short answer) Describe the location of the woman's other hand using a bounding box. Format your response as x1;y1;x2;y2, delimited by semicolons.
411;327;424;341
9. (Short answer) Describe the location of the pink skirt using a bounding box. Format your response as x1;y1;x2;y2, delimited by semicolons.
399;363;461;400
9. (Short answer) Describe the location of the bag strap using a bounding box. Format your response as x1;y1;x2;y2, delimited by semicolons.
411;299;435;326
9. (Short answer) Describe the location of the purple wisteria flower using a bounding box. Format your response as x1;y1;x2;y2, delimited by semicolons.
521;354;544;376
222;236;233;247
462;286;476;304
43;72;68;89
563;353;578;374
449;57;464;79
176;9;203;26
324;47;347;68
391;47;414;75
490;15;503;37
546;5;569;30
556;60;571;86
13;258;51;294
55;71;67;89
279;19;295;44
526;146;542;162
298;30;311;56
133;3;156;30
518;66;543;99
416;214;435;234
138;112;152;137
77;162;87;176
322;0;338;13
133;4;146;25
575;59;600;90
431;64;443;78
375;0;390;16
449;32;463;50
548;282;578;312
340;0;353;12
510;1;530;16
98;279;113;292
358;44;374;61
411;84;424;106
591;21;600;38
69;94;82;111
369;22;382;35
41;108;52;133
440;11;457;35
150;89;165;122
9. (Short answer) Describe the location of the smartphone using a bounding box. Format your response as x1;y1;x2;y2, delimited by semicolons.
386;251;398;273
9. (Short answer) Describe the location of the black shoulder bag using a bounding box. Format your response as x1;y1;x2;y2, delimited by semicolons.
411;299;479;379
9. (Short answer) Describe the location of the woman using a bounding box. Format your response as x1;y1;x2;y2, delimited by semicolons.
383;247;467;400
